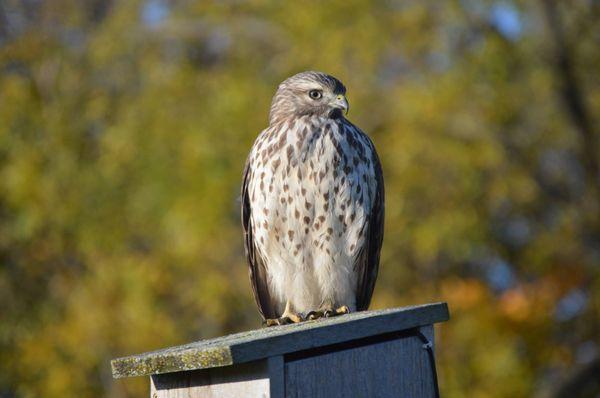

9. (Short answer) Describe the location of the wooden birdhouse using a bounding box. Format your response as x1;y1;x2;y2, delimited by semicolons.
111;302;449;397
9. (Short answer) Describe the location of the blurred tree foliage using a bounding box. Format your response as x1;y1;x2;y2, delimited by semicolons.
0;0;598;397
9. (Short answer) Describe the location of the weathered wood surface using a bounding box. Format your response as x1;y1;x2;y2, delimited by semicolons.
151;356;284;398
150;359;271;398
149;327;435;398
112;302;449;379
285;326;434;398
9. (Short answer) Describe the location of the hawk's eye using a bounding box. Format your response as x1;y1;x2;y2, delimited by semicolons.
308;90;322;100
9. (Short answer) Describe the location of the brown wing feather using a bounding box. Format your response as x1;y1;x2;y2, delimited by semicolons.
241;157;278;320
354;136;385;311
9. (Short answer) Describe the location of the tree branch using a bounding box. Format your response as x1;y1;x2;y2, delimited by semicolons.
540;0;599;186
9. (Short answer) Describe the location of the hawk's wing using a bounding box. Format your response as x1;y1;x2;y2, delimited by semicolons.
241;156;278;320
354;132;385;311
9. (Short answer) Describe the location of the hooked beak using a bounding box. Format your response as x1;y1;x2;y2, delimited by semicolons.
332;94;349;115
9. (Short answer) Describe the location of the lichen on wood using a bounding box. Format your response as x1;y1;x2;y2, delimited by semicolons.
111;302;449;379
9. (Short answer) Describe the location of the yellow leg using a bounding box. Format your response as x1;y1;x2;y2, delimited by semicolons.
263;301;305;326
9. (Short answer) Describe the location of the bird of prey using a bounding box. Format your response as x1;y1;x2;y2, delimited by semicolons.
241;71;384;326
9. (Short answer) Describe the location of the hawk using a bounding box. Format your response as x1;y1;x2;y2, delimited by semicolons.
242;71;384;326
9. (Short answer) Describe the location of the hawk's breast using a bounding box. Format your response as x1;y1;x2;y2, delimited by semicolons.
246;116;378;312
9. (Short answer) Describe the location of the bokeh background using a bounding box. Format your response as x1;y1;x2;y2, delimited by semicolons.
1;0;599;397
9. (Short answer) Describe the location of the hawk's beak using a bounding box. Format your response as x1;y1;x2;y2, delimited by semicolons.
333;94;349;115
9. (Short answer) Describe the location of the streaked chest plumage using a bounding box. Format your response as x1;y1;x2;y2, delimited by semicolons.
246;115;377;313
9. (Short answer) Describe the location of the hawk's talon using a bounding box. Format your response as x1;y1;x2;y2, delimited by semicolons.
263;317;290;326
325;305;350;318
307;305;350;320
306;310;324;320
263;313;304;327
336;305;350;315
287;313;304;323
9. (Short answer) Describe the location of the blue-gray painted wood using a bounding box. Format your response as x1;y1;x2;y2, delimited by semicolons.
284;326;435;398
112;302;449;379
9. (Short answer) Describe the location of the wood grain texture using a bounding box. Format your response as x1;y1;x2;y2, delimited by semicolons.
284;326;435;398
112;302;449;378
150;360;270;398
267;356;285;398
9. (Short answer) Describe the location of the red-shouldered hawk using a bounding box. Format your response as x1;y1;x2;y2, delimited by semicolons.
242;71;384;326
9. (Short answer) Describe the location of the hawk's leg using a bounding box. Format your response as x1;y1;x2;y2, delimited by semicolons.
306;305;350;320
263;301;304;327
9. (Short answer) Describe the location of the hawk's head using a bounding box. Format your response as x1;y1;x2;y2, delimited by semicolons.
269;71;349;125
